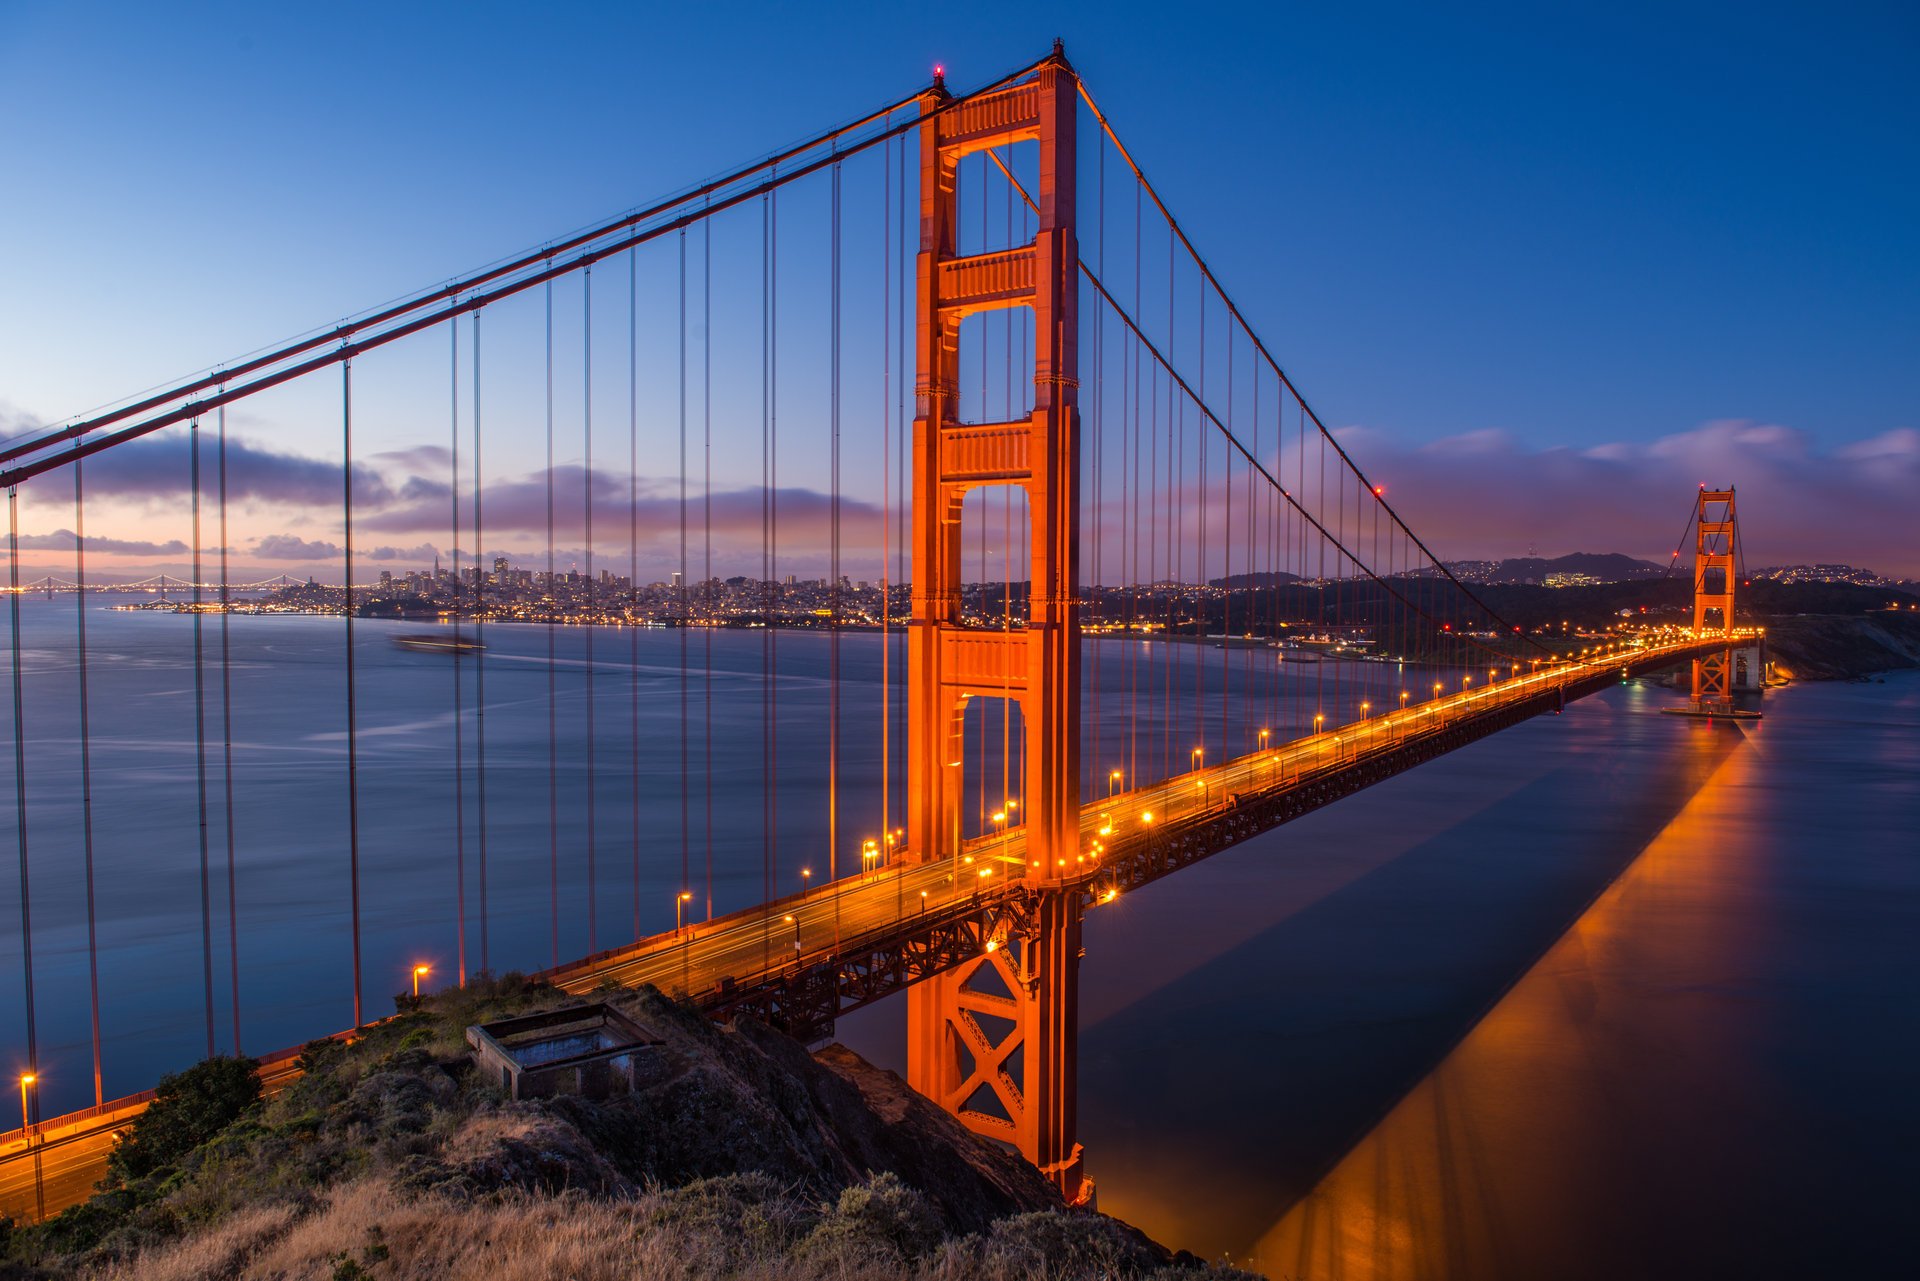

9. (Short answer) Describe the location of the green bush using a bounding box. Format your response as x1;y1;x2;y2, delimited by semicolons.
107;1055;261;1186
801;1172;944;1264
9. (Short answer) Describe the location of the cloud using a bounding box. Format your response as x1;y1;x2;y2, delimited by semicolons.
358;464;886;560
16;529;190;556
69;429;396;508
368;542;440;562
1343;419;1920;576
253;534;341;559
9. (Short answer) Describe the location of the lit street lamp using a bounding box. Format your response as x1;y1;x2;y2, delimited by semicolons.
411;964;430;1000
783;914;801;958
800;866;812;893
18;1072;41;1220
1109;769;1122;798
676;891;692;936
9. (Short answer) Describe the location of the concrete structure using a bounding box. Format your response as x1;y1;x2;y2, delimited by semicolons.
466;1004;659;1102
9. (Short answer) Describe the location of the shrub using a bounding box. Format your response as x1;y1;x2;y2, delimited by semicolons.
801;1172;944;1265
107;1055;261;1185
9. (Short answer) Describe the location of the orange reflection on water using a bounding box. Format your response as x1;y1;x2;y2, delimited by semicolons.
1254;722;1764;1281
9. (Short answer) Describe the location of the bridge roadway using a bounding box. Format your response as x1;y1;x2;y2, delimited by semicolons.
0;632;1737;1222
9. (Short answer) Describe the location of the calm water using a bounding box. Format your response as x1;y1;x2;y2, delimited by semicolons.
5;595;1915;1276
1;590;1390;1106
846;670;1920;1277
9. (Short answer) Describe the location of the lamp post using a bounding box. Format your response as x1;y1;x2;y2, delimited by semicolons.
861;838;879;881
676;891;692;936
1313;712;1325;735
19;1073;41;1221
783;914;801;959
800;866;812;894
411;964;430;1000
1257;728;1270;752
1360;701;1371;723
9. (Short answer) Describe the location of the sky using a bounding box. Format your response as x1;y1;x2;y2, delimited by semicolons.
1;0;1915;579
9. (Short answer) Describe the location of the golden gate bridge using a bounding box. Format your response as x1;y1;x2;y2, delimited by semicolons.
1;44;1751;1219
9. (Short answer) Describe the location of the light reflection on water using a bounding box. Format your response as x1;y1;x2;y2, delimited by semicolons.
1028;672;1915;1277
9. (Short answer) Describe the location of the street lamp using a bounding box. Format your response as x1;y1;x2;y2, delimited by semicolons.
800;866;812;893
1313;713;1325;734
1191;746;1203;772
1360;701;1370;722
676;891;692;935
1257;728;1270;751
1109;769;1122;798
783;914;801;958
411;964;430;999
18;1072;41;1220
861;838;880;879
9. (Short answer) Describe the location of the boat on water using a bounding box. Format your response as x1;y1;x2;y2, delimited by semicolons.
392;632;485;655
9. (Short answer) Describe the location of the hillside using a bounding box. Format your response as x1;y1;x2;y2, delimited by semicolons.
0;979;1248;1281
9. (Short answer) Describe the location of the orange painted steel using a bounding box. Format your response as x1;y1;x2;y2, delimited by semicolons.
1689;487;1739;712
903;48;1089;1203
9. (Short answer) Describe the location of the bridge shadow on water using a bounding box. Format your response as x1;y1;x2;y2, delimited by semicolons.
1062;701;1751;1264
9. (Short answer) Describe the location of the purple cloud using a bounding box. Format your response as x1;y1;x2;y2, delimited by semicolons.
1340;420;1920;577
17;528;189;556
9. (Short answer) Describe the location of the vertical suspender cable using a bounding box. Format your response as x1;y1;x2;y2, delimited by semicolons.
74;460;104;1104
584;267;597;957
829;156;842;939
703;216;714;920
679;233;691;909
769;186;780;913
190;416;215;1057
217;399;240;1047
629;249;642;940
880;117;891;893
8;488;35;1120
472;314;489;974
450;319;467;985
545;279;559;968
342;362;363;1029
760;187;774;962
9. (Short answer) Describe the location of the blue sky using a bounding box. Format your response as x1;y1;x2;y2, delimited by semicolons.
2;0;1915;574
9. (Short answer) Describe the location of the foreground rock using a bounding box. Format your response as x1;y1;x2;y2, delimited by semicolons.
0;978;1250;1280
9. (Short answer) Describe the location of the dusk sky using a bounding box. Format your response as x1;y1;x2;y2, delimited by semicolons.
2;0;1914;578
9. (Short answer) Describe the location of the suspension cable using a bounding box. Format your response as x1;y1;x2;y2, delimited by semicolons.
8;485;35;1128
450;318;467;986
73;459;104;1104
217;398;240;1048
342;361;363;1029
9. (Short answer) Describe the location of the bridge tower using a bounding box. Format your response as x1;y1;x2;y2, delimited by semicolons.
1689;486;1740;713
904;47;1089;1202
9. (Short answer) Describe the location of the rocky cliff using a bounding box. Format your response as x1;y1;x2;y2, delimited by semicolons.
1;978;1245;1281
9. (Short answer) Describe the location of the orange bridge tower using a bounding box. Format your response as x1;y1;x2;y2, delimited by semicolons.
1690;486;1740;713
904;48;1090;1203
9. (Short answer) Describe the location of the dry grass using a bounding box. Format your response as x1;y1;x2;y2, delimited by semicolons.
76;1177;1237;1281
